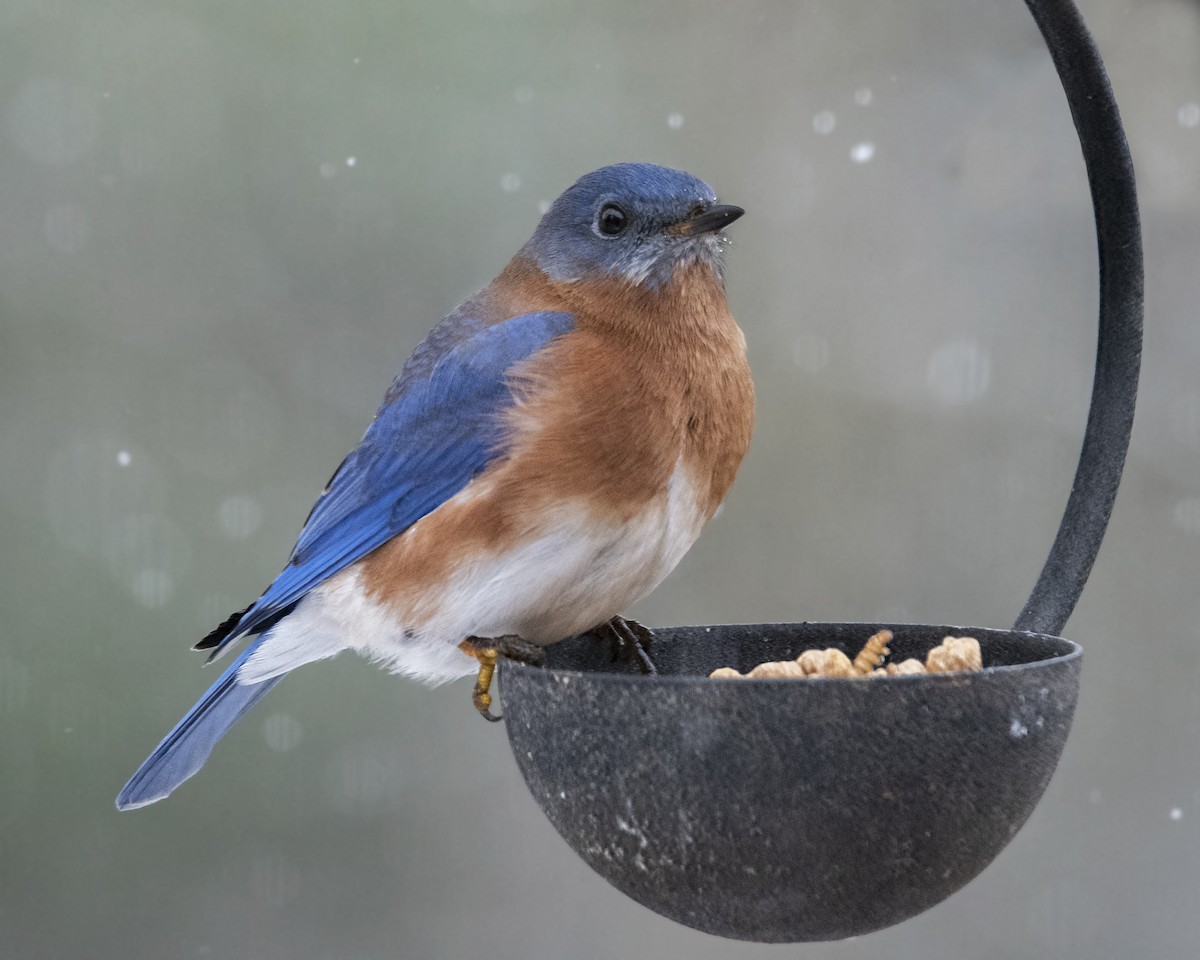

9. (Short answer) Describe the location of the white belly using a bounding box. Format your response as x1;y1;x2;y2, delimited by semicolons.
240;461;710;685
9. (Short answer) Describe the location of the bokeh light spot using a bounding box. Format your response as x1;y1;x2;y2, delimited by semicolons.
926;340;991;404
8;77;98;167
218;495;263;540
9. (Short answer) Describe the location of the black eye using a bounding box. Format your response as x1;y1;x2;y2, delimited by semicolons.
596;203;629;237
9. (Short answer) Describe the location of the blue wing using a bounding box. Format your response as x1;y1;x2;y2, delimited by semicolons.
205;308;575;658
117;307;575;809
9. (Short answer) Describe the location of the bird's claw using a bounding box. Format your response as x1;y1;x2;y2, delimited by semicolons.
466;646;502;721
460;635;545;721
596;616;657;674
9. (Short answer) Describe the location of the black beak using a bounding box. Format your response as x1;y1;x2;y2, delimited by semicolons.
667;203;745;237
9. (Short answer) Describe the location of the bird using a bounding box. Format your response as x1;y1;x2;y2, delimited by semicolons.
116;162;755;811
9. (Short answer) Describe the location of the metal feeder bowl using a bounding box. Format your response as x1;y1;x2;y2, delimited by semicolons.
502;0;1143;943
504;624;1079;941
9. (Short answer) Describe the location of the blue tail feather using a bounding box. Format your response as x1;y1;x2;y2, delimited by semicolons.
116;642;283;810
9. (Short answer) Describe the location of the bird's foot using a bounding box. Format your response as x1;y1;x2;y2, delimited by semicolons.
459;635;544;722
593;616;657;674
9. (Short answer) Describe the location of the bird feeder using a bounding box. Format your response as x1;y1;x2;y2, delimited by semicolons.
500;0;1142;943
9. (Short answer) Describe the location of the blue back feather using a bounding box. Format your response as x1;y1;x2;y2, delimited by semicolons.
209;308;575;657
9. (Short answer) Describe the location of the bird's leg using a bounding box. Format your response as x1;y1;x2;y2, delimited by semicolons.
593;616;657;674
459;635;544;722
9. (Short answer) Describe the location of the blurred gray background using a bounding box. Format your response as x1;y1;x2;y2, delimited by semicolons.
1;0;1197;956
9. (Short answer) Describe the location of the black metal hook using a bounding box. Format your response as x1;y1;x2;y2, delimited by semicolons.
1015;0;1144;635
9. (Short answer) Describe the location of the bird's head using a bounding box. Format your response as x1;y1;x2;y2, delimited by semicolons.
521;163;744;289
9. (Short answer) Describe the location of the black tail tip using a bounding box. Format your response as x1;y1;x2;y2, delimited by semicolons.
193;604;252;651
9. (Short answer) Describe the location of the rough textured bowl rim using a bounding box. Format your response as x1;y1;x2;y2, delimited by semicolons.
504;621;1082;686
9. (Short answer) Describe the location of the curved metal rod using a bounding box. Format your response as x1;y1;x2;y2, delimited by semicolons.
1014;0;1144;635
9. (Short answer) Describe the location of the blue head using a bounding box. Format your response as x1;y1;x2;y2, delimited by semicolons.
521;163;744;289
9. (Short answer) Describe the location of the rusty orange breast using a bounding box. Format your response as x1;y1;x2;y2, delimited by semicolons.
501;259;755;521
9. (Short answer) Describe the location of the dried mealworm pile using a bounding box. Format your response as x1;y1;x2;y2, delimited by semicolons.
709;631;983;680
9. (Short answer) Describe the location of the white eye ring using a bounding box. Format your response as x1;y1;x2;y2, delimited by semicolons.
595;203;630;238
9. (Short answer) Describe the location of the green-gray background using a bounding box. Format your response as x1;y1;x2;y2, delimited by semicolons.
2;0;1197;957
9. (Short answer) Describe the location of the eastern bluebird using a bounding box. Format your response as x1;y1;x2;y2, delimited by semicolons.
116;162;755;810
